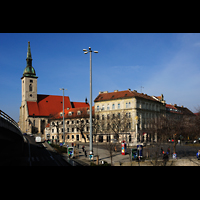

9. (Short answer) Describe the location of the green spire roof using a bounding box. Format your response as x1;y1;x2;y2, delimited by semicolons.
22;41;38;78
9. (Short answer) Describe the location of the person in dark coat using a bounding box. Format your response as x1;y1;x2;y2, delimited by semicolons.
85;150;87;157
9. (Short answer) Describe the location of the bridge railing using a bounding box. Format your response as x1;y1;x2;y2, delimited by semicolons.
0;110;22;134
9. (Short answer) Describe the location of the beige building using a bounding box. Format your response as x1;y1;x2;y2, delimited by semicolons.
94;89;166;145
45;106;94;143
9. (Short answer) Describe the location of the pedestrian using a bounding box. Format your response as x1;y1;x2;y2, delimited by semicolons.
114;146;117;152
85;150;87;157
82;145;85;152
161;147;164;155
167;146;170;155
196;150;200;160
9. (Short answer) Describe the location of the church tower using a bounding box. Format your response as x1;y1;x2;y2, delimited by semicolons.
19;41;38;133
21;41;38;102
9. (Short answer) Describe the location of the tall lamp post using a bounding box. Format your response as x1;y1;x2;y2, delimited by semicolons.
83;47;98;157
60;88;67;144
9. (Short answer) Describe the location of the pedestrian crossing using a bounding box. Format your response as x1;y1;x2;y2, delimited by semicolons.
30;155;54;162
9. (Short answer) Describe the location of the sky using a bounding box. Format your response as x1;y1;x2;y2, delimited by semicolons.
1;33;200;122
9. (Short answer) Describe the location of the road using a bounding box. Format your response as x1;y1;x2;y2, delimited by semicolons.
25;135;70;166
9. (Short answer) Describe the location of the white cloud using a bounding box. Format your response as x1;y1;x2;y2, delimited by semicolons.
143;42;200;112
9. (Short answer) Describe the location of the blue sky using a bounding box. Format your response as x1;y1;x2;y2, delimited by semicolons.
1;33;200;122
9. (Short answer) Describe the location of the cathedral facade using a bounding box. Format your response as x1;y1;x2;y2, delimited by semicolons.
19;42;89;140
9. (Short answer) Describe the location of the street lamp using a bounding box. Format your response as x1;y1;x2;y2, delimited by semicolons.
60;88;67;144
83;47;98;157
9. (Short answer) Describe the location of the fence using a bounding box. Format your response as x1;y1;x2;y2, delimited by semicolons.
0;110;21;133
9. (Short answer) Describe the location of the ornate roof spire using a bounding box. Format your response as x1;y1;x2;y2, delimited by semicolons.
27;41;32;59
22;41;38;79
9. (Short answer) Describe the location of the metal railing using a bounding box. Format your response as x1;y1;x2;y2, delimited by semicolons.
0;110;22;133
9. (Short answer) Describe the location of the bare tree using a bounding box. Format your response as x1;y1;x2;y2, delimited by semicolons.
102;111;132;165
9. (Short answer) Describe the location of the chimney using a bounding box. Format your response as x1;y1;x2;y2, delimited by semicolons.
103;91;108;93
174;104;177;107
114;90;118;92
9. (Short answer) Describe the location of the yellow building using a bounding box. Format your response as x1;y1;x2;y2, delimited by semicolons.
94;89;166;145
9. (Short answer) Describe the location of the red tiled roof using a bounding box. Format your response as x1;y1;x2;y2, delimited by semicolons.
51;106;94;120
71;102;89;108
94;90;158;102
27;94;72;117
27;94;90;118
165;104;177;110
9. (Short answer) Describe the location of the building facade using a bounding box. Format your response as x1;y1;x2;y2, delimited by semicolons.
19;42;90;140
94;89;166;145
45;106;95;143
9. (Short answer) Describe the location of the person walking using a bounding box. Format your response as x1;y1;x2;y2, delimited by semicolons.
82;145;85;152
167;146;170;156
85;150;87;158
196;150;200;160
160;147;164;155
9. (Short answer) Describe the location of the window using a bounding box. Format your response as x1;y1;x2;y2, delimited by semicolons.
102;105;104;110
72;128;74;132
107;104;110;110
97;105;99;111
68;112;72;116
76;135;79;141
60;112;63;116
72;135;74;139
67;135;70;139
30;94;32;97
29;84;32;92
67;121;69;124
67;128;69;132
52;129;54;133
102;115;104;120
126;102;131;108
118;103;120;109
30;80;33;83
112;104;115;110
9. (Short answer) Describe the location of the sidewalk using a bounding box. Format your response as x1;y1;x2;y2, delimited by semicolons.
67;144;132;166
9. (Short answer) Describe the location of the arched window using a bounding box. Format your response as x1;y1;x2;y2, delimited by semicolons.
29;84;32;92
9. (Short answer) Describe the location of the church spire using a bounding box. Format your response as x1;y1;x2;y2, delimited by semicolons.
22;41;37;79
26;41;32;67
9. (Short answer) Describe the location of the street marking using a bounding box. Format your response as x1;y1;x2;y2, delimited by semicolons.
50;156;54;160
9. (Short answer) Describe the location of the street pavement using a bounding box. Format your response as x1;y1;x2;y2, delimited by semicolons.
25;135;70;166
62;142;200;166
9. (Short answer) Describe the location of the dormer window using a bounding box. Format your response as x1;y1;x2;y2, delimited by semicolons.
77;111;81;115
68;112;72;116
